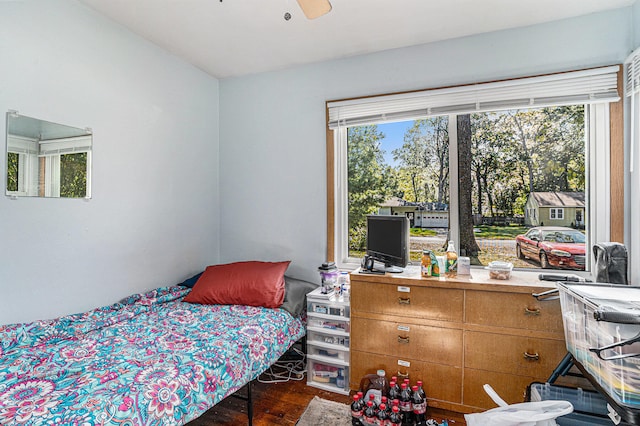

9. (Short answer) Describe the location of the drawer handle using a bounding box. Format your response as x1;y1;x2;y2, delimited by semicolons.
397;336;410;344
397;370;410;379
524;307;541;316
523;351;540;361
398;297;411;305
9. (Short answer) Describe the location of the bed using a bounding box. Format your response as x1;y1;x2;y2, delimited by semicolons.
0;261;314;426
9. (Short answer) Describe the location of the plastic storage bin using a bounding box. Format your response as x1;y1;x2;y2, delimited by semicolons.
486;261;513;280
557;283;640;412
307;357;350;394
307;329;349;348
307;343;350;362
528;382;615;425
306;285;350;395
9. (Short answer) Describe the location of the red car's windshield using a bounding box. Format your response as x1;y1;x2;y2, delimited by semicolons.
540;230;585;244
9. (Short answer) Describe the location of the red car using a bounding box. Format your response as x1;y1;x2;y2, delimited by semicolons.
515;226;586;270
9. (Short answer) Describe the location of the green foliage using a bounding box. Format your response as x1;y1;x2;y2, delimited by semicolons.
410;227;437;237
6;152;18;192
347;125;394;251
60;153;87;198
392;117;449;204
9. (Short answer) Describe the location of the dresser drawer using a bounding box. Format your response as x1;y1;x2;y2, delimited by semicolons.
351;350;462;405
351;281;464;322
465;290;563;332
352;317;462;367
464;331;566;378
463;368;534;409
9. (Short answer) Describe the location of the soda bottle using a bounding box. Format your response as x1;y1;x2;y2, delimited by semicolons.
398;383;413;426
376;403;389;426
381;396;390;415
388;381;400;401
445;240;458;278
368;393;379;412
412;385;427;424
351;394;364;425
389;405;403;426
363;400;377;426
421;250;432;277
416;380;427;401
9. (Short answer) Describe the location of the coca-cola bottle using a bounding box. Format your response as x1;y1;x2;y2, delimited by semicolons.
376;403;389;426
398;383;413;426
416;380;427;401
363;400;377;426
388;381;400;401
389;405;403;426
412;385;427;424
351;394;364;425
380;396;390;414
368;393;379;412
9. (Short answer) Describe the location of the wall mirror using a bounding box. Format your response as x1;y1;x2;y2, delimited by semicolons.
6;112;92;198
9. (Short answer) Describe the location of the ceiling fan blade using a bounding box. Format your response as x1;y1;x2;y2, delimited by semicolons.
296;0;332;19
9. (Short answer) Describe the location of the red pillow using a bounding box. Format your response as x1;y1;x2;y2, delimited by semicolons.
183;261;290;308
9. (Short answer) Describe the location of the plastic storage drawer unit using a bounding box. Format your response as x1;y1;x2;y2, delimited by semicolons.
528;382;616;425
557;283;640;414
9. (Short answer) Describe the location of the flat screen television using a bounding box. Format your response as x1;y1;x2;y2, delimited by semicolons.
365;214;410;273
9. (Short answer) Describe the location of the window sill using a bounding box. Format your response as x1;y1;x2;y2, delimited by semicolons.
351;264;593;292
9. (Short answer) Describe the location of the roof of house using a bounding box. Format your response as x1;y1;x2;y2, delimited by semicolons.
380;197;448;211
530;191;585;208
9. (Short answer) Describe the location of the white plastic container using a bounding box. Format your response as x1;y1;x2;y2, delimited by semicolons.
558;283;640;410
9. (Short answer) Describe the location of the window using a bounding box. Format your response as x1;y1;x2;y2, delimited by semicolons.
328;66;622;274
550;208;564;220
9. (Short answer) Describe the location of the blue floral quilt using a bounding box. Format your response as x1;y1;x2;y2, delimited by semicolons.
0;286;305;425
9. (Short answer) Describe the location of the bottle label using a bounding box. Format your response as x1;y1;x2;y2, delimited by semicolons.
364;413;377;424
412;402;427;414
421;263;431;276
351;408;363;418
446;259;457;273
399;400;411;412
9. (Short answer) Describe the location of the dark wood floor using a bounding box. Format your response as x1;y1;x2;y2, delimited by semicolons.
187;374;467;425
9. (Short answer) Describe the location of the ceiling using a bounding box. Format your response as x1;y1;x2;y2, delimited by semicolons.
79;0;636;79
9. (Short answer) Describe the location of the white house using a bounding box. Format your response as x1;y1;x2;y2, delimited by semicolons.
378;197;449;228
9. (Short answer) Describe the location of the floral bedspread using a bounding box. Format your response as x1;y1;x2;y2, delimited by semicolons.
0;286;305;425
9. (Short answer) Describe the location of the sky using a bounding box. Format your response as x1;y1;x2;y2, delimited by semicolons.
378;120;414;166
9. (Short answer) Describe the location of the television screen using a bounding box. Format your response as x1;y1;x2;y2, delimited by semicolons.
366;215;409;273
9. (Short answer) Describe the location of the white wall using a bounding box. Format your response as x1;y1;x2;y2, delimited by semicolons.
219;8;632;284
0;0;220;325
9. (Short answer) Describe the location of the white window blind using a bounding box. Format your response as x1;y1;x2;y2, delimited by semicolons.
627;48;640;284
328;65;620;129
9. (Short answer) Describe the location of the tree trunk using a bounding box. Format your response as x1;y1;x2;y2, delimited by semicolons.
475;168;483;216
457;115;480;260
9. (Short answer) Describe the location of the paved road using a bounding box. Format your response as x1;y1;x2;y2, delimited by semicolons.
411;235;516;251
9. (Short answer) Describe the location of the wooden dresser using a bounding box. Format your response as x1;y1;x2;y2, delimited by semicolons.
349;266;566;414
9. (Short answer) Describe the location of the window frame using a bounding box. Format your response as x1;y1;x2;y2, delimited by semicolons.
326;67;624;276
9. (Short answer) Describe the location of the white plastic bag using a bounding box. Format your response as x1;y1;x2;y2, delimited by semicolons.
464;384;574;426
